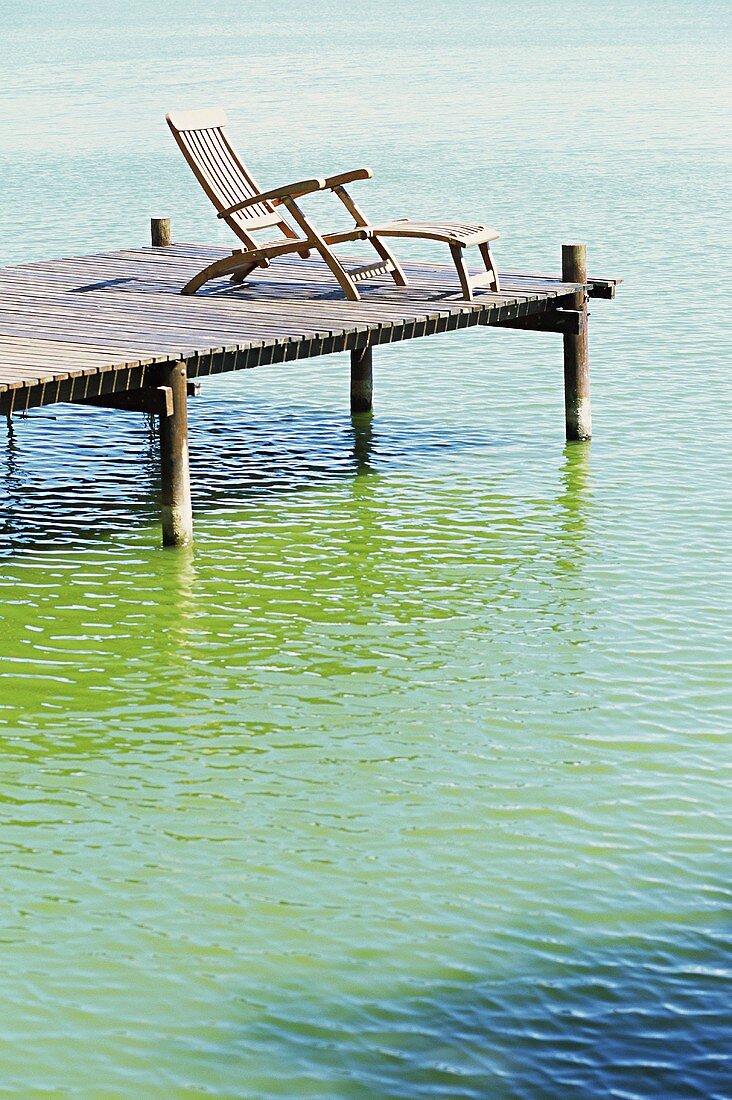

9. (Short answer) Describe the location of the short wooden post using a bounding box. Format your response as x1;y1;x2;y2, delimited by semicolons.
158;361;193;547
350;346;373;414
151;217;172;247
562;243;591;441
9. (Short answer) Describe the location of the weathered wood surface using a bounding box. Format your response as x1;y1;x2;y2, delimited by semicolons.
158;360;193;547
150;218;172;248
562;243;592;441
0;243;615;415
350;346;373;414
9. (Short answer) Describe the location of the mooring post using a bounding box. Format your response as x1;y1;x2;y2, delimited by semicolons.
158;361;193;547
562;243;591;441
151;217;172;247
350;346;373;414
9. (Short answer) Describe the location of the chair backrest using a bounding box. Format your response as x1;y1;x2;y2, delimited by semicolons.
166;109;295;248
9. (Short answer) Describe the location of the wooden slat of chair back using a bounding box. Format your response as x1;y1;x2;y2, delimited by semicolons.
166;109;294;246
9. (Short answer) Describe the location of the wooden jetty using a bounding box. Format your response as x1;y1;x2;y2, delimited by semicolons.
0;227;618;546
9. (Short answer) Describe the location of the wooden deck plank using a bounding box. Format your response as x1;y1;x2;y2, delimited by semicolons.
0;285;566;343
0;244;585;412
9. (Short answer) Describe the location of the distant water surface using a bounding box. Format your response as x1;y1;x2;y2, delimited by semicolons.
0;1;730;1096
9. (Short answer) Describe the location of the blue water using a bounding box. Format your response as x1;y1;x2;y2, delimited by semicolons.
0;2;731;1096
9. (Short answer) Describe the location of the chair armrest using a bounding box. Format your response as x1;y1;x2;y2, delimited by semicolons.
324;168;373;189
217;178;327;218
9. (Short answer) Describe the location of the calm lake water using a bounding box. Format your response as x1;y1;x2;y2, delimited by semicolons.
1;1;731;1096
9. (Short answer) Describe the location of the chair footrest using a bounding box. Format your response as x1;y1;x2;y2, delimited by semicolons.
469;272;498;289
347;260;395;282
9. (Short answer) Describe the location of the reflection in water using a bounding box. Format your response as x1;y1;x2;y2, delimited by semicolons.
554;440;592;578
0;396;526;553
162;542;198;654
559;440;591;534
350;410;375;476
3;413;17;476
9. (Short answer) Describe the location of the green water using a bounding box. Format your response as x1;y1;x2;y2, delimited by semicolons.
1;1;731;1096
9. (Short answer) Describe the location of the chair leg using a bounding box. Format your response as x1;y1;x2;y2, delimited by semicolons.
229;262;258;285
181;251;264;295
479;242;501;292
282;197;361;301
312;241;361;301
449;243;473;301
230;256;271;285
370;236;408;287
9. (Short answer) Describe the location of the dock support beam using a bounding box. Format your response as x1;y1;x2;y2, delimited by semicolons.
151;217;172;247
158;361;193;547
350;346;373;414
562;243;591;441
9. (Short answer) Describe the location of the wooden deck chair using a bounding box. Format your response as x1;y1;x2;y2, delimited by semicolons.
166;109;500;301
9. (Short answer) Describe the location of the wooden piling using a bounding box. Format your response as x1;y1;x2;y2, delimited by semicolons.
151;217;172;247
350;346;373;414
562;243;591;441
158;361;193;547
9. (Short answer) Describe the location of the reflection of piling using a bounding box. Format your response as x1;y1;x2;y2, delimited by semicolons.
143;539;199;669
562;243;591;441
552;441;593;596
558;440;591;539
351;411;375;475
163;543;197;645
4;410;17;474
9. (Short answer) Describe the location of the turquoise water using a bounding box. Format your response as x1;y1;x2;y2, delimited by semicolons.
1;1;731;1095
